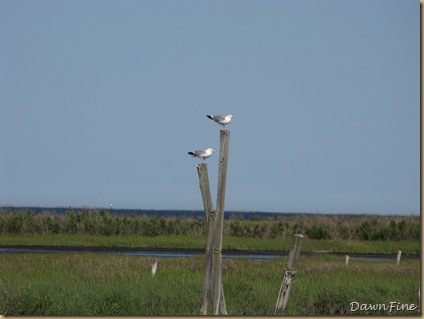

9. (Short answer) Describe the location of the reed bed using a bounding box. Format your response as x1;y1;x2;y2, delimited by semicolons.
0;209;419;241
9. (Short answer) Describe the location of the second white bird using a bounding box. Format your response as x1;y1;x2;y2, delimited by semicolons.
188;148;215;162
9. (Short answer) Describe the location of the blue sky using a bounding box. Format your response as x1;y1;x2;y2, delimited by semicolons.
0;0;420;215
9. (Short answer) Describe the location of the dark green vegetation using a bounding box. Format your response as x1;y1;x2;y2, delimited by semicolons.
0;209;419;254
0;208;420;241
0;253;419;315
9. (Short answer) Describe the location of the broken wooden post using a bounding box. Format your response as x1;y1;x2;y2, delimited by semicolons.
196;130;230;315
275;233;304;315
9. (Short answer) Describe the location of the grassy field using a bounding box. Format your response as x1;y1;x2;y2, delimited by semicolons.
0;253;420;315
0;233;420;255
0;212;420;315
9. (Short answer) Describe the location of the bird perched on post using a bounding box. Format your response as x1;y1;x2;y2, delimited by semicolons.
206;114;233;128
188;148;214;162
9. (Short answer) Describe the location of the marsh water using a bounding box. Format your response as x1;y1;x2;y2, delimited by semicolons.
0;246;419;261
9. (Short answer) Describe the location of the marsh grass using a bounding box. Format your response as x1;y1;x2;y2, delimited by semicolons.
1;253;204;315
0;253;419;315
288;255;420;315
0;209;419;241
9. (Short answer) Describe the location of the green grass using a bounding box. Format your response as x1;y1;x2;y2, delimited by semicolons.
0;233;420;254
0;253;201;315
0;253;419;315
287;255;420;315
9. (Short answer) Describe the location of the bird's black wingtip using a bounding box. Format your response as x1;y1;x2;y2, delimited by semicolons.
206;115;213;119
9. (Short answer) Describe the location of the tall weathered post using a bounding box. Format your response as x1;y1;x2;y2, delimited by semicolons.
212;130;230;315
275;233;304;315
197;163;216;315
196;130;230;315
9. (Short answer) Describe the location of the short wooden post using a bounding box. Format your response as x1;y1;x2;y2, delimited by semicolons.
275;234;303;315
345;255;350;266
151;259;159;276
396;250;402;265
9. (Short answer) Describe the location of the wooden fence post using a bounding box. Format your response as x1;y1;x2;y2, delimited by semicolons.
151;259;159;276
396;250;402;265
275;234;304;315
212;130;230;315
197;163;216;315
196;130;230;315
345;255;350;266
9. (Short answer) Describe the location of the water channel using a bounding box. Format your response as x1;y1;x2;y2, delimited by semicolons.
0;246;419;261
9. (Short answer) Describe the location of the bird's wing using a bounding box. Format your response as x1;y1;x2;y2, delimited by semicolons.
212;115;226;122
193;150;206;157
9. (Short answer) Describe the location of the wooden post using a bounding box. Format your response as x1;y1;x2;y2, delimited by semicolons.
212;130;230;315
197;163;214;221
345;255;350;266
151;259;159;276
275;234;303;315
196;130;230;315
197;163;216;315
396;250;402;265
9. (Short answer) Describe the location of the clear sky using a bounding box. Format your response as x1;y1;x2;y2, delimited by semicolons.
0;0;420;215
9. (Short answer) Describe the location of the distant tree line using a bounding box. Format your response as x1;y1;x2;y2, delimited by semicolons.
0;209;419;241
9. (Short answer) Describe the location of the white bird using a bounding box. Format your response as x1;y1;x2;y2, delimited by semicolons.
207;114;234;128
188;148;214;162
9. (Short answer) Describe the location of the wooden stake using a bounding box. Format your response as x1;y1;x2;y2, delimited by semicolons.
196;130;230;315
197;163;216;315
396;250;402;265
197;164;214;221
275;234;303;315
212;130;230;315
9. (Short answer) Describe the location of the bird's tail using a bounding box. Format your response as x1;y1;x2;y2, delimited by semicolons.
188;152;196;157
206;115;213;120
